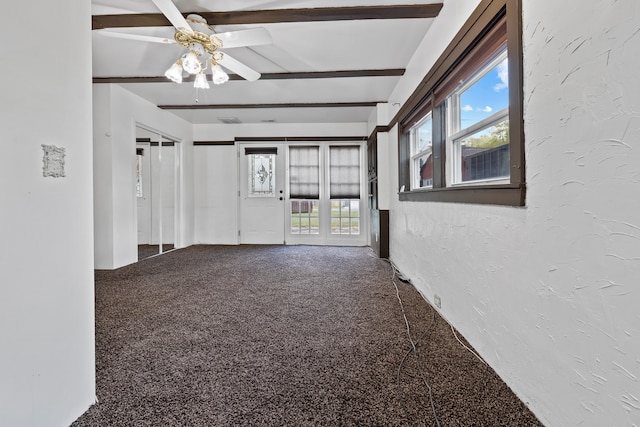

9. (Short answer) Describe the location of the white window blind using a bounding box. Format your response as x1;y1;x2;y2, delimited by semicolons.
289;146;320;199
329;145;360;199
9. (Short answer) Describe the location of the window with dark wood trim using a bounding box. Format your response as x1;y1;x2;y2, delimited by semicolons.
397;0;524;206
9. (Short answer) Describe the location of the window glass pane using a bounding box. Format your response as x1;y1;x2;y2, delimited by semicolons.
409;113;433;190
289;146;320;199
414;153;433;188
329;146;360;199
459;56;509;131
351;218;360;234
331;217;341;234
290;200;319;235
456;120;510;182
349;201;360;217
330;199;360;235
248;154;275;197
415;117;432;152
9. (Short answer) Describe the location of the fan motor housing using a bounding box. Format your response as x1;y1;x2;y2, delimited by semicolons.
174;30;222;55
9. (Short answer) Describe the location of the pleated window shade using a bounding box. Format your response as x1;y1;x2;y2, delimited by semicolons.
289;146;320;199
329;146;360;199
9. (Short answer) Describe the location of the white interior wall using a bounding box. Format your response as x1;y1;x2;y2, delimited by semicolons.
370;103;392;211
376;132;391;210
0;0;96;425
387;1;640;426
93;85;193;269
193;123;367;244
194;145;238;244
93;85;115;267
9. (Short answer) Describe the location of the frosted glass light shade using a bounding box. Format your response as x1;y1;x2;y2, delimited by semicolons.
164;61;183;83
182;52;202;75
194;72;210;89
211;64;229;85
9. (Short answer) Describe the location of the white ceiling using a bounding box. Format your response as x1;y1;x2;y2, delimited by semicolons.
91;0;442;125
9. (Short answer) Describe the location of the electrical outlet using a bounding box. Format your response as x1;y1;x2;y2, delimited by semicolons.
434;294;441;309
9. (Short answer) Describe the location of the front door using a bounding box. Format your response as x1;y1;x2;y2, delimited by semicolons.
238;143;285;244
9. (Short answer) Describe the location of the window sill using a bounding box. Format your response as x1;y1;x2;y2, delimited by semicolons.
450;176;510;187
398;183;525;206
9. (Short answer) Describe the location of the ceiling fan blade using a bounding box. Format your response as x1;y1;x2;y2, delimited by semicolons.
97;30;177;45
214;28;272;49
151;0;193;34
218;54;261;82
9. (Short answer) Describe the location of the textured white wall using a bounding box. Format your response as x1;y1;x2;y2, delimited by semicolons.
93;85;194;269
0;0;96;425
388;1;640;426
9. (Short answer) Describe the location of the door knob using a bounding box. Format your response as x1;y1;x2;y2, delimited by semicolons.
279;197;284;201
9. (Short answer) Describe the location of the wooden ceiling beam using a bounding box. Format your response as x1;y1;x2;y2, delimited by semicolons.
92;69;405;84
158;102;382;110
92;4;443;29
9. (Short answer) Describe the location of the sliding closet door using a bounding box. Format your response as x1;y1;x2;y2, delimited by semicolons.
136;125;180;259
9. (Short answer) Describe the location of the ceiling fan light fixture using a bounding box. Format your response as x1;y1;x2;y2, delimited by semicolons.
194;72;210;89
182;51;202;75
164;60;183;83
211;64;229;85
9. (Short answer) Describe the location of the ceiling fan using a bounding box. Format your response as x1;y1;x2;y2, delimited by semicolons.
97;0;272;89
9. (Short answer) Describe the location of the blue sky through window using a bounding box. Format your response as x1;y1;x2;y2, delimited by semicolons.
417;118;432;152
459;57;508;130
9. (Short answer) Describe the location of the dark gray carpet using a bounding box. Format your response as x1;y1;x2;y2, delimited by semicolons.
73;245;542;426
138;244;175;260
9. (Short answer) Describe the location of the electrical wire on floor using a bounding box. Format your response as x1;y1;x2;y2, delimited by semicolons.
389;260;442;427
369;249;489;424
372;250;488;364
449;323;487;366
367;249;435;424
395;305;438;426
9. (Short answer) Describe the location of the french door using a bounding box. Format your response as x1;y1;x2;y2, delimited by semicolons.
286;143;367;246
238;142;366;246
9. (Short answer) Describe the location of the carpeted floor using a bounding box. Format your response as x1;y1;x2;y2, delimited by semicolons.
138;244;175;260
73;245;542;426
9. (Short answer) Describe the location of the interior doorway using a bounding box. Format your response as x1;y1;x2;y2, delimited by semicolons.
136;125;180;260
